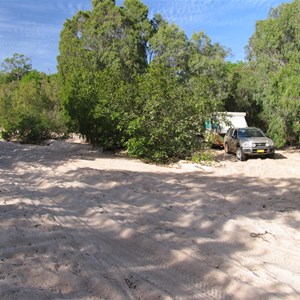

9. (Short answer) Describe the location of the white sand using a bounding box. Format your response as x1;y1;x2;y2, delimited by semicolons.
0;138;299;299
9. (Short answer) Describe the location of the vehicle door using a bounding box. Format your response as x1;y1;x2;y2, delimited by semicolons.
225;128;233;152
230;129;239;153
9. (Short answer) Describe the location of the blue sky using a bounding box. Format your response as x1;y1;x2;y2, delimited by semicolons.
0;0;291;73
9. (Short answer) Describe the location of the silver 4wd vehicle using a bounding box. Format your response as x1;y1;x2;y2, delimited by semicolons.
224;127;275;161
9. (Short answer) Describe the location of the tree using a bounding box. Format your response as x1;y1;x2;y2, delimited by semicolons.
58;0;230;161
246;0;300;146
127;63;202;162
187;32;230;119
1;53;32;81
0;66;66;142
224;62;263;128
58;0;151;148
149;22;188;76
126;26;230;162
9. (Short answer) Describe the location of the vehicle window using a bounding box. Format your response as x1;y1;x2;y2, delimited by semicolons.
233;130;237;138
238;128;265;138
238;129;246;138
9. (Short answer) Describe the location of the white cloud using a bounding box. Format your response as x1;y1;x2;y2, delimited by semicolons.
0;0;92;71
0;0;291;71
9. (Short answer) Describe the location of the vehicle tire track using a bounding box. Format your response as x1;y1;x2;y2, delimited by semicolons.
0;162;230;299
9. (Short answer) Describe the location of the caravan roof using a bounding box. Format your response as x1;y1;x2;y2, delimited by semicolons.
206;112;248;134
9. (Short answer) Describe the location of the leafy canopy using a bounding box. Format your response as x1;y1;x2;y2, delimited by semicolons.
247;0;300;146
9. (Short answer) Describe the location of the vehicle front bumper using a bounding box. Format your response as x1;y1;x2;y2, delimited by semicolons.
242;147;275;156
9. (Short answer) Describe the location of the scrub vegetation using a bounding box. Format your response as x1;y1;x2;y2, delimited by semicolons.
0;0;299;162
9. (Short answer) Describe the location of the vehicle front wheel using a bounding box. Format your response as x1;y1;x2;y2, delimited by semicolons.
236;147;247;161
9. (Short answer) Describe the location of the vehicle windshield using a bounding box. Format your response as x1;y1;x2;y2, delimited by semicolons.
238;128;265;138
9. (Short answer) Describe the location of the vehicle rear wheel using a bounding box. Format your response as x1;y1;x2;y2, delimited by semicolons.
224;143;230;154
236;147;247;161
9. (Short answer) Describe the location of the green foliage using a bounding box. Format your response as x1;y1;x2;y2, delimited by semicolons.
0;68;67;143
58;0;150;150
224;62;264;128
191;150;214;164
1;0;298;161
125;46;227;163
246;0;300;146
57;0;230;162
126;64;203;163
18;114;51;142
149;22;188;74
1;53;32;81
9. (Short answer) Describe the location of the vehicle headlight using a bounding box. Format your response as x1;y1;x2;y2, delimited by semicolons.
241;141;253;147
266;140;274;147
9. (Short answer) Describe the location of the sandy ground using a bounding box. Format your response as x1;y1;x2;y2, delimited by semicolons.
0;138;299;300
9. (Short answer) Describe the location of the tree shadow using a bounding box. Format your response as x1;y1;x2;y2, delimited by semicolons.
1;141;300;299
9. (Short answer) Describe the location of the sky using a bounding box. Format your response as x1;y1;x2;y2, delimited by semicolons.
0;0;292;74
